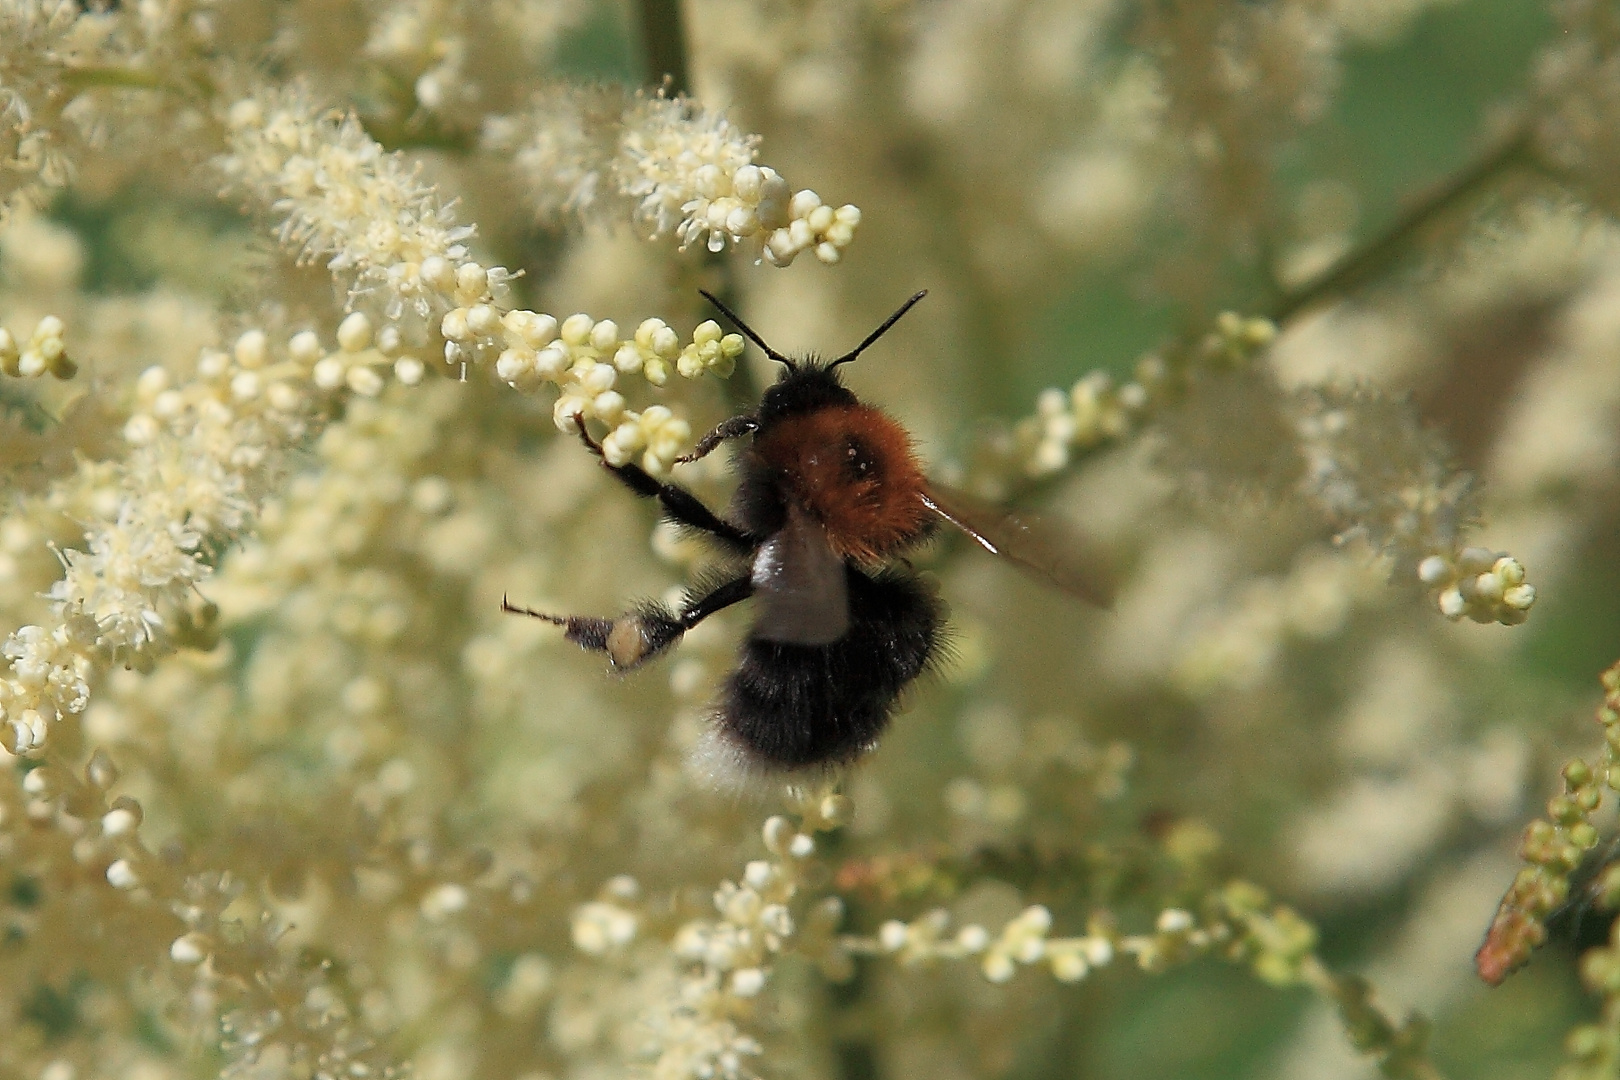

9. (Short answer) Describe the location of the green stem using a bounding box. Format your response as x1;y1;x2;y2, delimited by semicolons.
60;65;169;92
365;119;477;155
1271;123;1536;323
60;62;218;106
635;0;693;94
1299;958;1448;1080
1012;115;1535;495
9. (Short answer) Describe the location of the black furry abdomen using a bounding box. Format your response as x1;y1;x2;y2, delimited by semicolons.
716;567;944;770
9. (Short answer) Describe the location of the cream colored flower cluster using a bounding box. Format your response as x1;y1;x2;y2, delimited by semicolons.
575;798;851;1080
303;311;429;393
851;902;1140;984
0;313;73;378
1007;314;1275;480
0;315;388;756
364;0;471;117
1418;548;1537;626
571;875;642;955
0;0;86;220
9;735;406;1080
486;83;605;220
621;97;864;265
483;310;742;472
447;303;741;472
501;90;862;266
220;85;510;333
0;614;95;755
851;889;1317;991
1015;371;1149;477
1293;387;1538;626
988;308;1540;628
225;83;749;472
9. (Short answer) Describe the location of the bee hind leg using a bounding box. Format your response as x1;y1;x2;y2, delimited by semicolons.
502;575;752;671
501;596;619;658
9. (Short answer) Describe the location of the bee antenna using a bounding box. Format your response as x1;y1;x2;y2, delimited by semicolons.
698;290;795;370
828;291;928;370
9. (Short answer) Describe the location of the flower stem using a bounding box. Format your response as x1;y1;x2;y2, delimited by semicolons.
635;0;693;94
60;64;169;91
1272;122;1536;323
1298;956;1449;1080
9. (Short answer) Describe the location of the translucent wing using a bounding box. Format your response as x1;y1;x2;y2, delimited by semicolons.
919;482;1116;608
751;502;851;644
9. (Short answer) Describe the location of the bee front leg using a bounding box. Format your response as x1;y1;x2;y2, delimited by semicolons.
566;413;754;549
675;414;758;464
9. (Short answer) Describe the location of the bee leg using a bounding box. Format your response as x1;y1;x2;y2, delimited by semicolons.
676;574;754;629
502;594;647;667
502;575;752;671
675;414;758;464
613;575;754;669
567;413;754;549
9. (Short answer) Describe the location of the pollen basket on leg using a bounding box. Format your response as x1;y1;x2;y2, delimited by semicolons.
752;404;932;561
607;617;653;667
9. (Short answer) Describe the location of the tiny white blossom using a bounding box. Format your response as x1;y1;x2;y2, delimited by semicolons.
572;900;638;954
106;859;139;889
170;933;209;964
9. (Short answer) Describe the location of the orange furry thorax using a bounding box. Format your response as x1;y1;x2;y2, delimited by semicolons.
751;403;932;562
